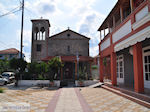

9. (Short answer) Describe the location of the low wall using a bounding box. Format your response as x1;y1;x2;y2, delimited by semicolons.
75;80;99;87
18;80;60;87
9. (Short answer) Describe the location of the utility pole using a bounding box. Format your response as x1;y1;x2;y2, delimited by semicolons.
20;0;24;59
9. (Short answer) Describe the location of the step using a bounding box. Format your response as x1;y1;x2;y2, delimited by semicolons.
102;84;150;108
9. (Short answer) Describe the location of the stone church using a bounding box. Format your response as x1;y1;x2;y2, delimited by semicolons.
31;19;93;83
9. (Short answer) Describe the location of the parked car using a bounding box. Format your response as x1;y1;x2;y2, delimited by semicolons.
0;75;7;86
2;72;15;83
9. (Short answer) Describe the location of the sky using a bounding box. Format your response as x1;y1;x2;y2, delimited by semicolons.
0;0;117;62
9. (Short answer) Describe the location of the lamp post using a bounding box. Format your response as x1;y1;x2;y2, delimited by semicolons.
76;52;80;79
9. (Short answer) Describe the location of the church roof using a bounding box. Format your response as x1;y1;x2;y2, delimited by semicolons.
49;29;90;40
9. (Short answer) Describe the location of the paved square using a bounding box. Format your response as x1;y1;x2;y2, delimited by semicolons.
0;87;150;112
80;88;150;112
0;87;56;112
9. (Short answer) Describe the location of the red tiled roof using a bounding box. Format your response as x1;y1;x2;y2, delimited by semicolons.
42;56;93;62
0;48;19;54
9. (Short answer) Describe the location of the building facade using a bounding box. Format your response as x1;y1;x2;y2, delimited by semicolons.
0;48;25;60
31;19;93;84
98;0;150;93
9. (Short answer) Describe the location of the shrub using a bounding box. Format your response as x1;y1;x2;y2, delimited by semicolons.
0;88;4;93
91;65;98;69
38;74;45;80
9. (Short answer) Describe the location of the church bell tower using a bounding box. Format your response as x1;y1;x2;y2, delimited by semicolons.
31;19;50;62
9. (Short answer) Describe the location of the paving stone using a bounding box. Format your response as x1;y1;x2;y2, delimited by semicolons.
0;88;56;112
80;88;150;112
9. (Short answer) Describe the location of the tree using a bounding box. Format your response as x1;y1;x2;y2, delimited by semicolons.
9;58;27;72
9;58;27;86
27;62;48;80
47;57;63;81
0;58;9;74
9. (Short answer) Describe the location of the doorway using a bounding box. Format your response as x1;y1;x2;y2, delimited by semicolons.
143;46;150;89
117;55;124;84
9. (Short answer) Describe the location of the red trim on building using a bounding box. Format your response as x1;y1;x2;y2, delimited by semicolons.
110;52;117;86
133;42;144;93
100;47;111;58
100;58;103;82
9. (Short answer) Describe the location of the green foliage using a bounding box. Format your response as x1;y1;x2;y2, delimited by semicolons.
27;62;48;80
47;57;63;81
91;65;98;69
79;66;87;80
9;58;27;72
38;74;45;80
0;88;4;93
103;57;107;67
28;62;39;75
0;59;9;74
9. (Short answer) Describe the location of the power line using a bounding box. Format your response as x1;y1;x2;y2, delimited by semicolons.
0;6;22;18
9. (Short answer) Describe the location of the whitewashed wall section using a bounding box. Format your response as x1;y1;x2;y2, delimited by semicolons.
100;37;110;51
112;20;132;43
135;6;149;22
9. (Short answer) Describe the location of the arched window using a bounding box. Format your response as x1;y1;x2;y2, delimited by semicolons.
43;32;45;40
40;27;45;40
37;32;40;40
39;31;42;40
34;27;39;40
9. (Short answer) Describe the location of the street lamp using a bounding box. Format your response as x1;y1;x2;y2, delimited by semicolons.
76;52;80;79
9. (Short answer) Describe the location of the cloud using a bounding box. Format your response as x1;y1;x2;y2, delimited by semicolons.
90;46;99;57
16;29;31;62
41;4;55;13
0;3;18;19
25;0;62;19
76;11;105;57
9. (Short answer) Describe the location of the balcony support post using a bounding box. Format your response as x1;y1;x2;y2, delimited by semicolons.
113;16;116;28
107;23;110;33
130;0;134;12
120;5;124;22
100;31;102;41
104;29;105;37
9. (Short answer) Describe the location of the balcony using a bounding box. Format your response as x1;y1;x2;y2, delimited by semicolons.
98;0;149;44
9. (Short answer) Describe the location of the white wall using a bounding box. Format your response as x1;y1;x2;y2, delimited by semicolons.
100;37;110;51
18;80;60;87
112;20;132;43
135;6;149;22
75;80;99;87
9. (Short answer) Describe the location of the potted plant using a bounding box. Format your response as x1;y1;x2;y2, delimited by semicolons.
78;78;84;87
78;67;86;87
49;74;54;87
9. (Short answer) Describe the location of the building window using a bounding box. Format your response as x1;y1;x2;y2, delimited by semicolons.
67;46;70;52
36;44;42;52
9;54;14;59
67;34;70;37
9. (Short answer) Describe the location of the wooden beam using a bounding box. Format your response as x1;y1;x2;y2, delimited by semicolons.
100;31;102;41
120;5;124;22
104;29;105;37
113;16;116;28
130;0;134;12
107;23;110;33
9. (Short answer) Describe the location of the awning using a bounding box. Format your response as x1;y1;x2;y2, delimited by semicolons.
114;26;150;52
